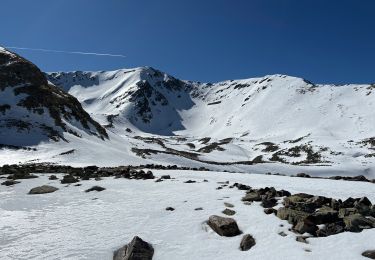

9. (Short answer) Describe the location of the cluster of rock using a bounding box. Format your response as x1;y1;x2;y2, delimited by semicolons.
241;186;291;209
277;193;375;236
294;172;375;183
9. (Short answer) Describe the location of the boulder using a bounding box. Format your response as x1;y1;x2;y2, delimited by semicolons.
313;207;339;224
85;186;106;192
362;250;375;259
113;236;154;260
316;222;345;237
261;197;278;208
343;214;375;232
165;207;175;211
242;192;261;202
49;175;58;180
28;185;58;194
61;174;79;184
1;180;20;186
277;207;310;224
239;234;256;251
293;216;318;235
207;215;241;237
222;208;236;216
354;197;372;215
224;202;234;208
264;208;277;215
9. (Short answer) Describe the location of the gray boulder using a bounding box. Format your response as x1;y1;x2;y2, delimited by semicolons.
239;234;256;251
113;236;154;260
207;215;241;237
362;250;375;259
28;185;58;194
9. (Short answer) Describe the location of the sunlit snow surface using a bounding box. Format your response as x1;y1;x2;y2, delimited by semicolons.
1;170;374;260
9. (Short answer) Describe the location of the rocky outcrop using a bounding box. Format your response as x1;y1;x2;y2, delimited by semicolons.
113;236;154;260
0;47;107;146
207;215;241;237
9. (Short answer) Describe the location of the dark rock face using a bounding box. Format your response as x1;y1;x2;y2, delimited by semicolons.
207;215;241;237
239;234;256;251
362;250;375;259
28;185;58;194
61;174;79;184
113;236;154;260
0;48;107;146
85;186;106;192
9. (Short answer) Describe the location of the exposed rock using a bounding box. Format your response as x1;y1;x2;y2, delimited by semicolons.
222;208;236;216
294;217;318;235
1;180;20;186
184;180;196;183
343;214;375;232
166;207;175;211
224;202;234;208
264;208;277;215
242;192;261;202
85;186;106;192
194;207;203;211
207;215;241;237
362;250;375;259
296;173;311;178
113;236;154;260
49;175;58;180
316;222;345;237
231;183;251;190
313;207;339;224
160;175;171;179
239;234;256;251
61;174;79;184
296;236;309;244
9;172;38;180
28;185;58;194
261;197;278;208
278;231;287;237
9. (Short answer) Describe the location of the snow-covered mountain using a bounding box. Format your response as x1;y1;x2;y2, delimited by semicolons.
1;48;375;177
0;48;107;146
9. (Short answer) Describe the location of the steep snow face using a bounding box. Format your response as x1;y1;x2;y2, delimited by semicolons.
0;49;107;146
47;67;194;135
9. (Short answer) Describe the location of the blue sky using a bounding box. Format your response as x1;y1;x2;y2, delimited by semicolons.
1;0;374;84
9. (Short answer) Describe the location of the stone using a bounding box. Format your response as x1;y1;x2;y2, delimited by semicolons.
49;175;58;180
316;222;345;237
338;208;358;218
264;208;277;215
362;250;375;259
313;207;339;224
296;236;309;244
207;215;241;237
261;197;278;208
113;236;154;260
224;202;234;208
222;208;236;216
61;174;79;184
194;207;203;211
278;231;287;237
277;207;310;224
28;185;58;194
165;207;175;211
1;180;20;186
239;234;256;251
344;214;375;232
160;175;171;179
242;192;261;202
296;173;311;178
293;216;318;235
85;186;106;192
184;180;196;183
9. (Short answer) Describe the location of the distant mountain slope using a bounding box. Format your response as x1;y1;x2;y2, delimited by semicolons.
0;48;107;146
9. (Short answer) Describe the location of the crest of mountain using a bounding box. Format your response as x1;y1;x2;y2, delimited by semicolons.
0;47;107;146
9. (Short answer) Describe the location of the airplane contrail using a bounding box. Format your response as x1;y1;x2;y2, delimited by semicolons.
4;46;126;58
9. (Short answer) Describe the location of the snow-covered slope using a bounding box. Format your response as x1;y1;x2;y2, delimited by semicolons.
0;48;108;146
44;67;375;177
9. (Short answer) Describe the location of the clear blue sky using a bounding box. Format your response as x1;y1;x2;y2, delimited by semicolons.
1;0;374;84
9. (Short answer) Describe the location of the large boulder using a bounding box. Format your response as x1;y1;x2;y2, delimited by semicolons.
28;185;58;194
239;234;256;251
61;174;79;184
207;215;241;237
113;236;154;260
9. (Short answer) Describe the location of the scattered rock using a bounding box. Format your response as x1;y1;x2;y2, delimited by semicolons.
1;180;20;186
166;207;175;211
207;215;241;237
222;208;236;216
264;208;277;215
296;173;311;178
61;174;79;184
224;202;234;208
194;207;203;211
184;180;196;183
48;175;58;180
85;186;106;192
239;234;256;251
28;185;58;194
113;236;154;260
362;250;375;259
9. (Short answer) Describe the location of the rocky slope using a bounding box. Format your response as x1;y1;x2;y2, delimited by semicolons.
0;48;107;146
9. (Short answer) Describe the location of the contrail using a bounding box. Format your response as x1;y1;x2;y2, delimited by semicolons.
4;46;126;58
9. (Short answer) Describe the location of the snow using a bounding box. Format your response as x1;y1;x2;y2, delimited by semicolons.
0;170;374;260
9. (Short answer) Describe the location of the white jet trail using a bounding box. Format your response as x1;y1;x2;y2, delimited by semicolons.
4;46;126;58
